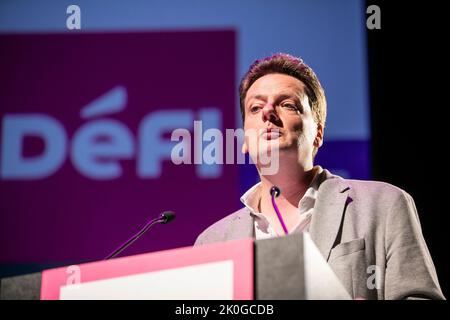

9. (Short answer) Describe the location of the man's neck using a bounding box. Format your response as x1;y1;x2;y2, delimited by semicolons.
259;158;317;208
255;158;318;234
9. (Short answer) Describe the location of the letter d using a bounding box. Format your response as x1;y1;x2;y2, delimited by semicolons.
1;114;67;180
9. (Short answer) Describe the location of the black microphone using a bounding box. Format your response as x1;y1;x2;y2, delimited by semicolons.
270;186;281;197
160;211;175;224
105;211;176;260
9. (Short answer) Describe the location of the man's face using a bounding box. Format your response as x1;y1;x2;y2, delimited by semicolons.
242;73;323;165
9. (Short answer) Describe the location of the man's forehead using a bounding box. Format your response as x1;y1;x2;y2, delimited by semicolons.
246;73;306;101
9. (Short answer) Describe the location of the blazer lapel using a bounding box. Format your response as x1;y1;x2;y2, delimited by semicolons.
309;177;351;261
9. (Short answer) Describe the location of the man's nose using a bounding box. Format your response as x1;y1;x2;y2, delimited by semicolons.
262;103;279;123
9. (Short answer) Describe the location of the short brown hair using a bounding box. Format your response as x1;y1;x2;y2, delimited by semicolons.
239;53;327;129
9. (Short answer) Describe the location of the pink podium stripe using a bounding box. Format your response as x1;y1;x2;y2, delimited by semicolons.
41;238;253;300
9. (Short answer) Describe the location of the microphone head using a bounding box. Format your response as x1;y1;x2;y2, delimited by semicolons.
270;186;281;198
160;211;176;224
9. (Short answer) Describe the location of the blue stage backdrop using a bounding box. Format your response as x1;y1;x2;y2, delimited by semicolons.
0;0;370;272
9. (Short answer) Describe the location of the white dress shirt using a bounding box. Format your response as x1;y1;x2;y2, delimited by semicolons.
240;166;327;240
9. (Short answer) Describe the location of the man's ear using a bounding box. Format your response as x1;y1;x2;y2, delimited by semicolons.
314;123;324;148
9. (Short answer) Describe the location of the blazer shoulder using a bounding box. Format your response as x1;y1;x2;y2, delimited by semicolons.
341;177;412;199
194;207;251;246
338;178;419;227
322;176;416;220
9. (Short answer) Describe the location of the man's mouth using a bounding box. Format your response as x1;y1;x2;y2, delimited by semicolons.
261;129;282;140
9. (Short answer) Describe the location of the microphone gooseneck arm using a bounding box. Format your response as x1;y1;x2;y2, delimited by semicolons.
105;211;175;260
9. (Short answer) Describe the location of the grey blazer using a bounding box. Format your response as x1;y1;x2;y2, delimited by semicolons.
194;170;445;300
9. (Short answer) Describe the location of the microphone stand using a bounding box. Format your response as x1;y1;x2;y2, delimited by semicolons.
105;211;175;260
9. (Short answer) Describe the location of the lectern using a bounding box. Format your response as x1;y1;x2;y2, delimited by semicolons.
0;232;350;300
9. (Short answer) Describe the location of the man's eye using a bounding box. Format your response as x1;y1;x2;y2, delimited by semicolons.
250;106;261;113
282;103;298;110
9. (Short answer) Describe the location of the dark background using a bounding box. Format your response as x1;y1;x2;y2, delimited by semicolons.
367;0;448;297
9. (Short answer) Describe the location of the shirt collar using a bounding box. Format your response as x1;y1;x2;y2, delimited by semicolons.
240;165;325;216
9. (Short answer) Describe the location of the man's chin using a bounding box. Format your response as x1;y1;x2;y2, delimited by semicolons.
252;141;294;153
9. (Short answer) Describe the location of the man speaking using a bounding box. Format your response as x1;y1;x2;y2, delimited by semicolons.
194;53;445;300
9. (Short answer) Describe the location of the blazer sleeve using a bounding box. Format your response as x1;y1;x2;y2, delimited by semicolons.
194;232;206;246
384;190;445;299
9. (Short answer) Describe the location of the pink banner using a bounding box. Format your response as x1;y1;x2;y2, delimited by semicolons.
0;30;238;263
